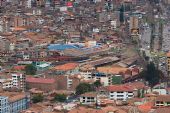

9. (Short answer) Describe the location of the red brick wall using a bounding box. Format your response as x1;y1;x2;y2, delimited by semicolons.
26;82;56;92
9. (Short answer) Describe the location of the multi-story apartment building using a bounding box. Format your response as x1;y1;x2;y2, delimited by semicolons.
167;52;170;76
80;65;112;86
164;0;170;4
155;95;170;107
67;75;81;91
0;73;26;90
129;15;139;36
13;16;28;27
0;91;30;113
0;96;9;113
80;92;97;105
106;85;134;101
35;0;45;6
79;65;95;80
0;36;10;51
92;73;112;86
26;0;32;8
98;85;134;101
11;73;26;91
0;79;13;89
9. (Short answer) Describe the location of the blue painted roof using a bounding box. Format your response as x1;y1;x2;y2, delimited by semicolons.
48;44;80;51
94;72;106;77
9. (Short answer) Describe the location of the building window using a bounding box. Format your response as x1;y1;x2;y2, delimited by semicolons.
117;95;123;97
156;101;163;105
167;102;170;105
128;94;133;96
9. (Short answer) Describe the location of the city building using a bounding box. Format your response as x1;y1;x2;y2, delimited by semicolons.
155;95;170;107
11;73;26;91
51;63;79;75
33;61;51;71
67;75;81;91
167;52;170;76
165;0;170;4
151;84;167;95
99;85;134;101
0;96;9;113
80;92;97;105
92;73;112;86
26;0;32;8
153;107;170;113
0;0;167;112
26;77;56;92
0;91;30;113
80;64;95;80
129;15;139;36
69;105;127;113
0;79;13;89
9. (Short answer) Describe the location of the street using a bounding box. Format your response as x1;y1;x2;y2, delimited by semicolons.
140;26;151;50
162;22;170;52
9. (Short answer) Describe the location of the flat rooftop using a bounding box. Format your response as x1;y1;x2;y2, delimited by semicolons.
0;91;26;102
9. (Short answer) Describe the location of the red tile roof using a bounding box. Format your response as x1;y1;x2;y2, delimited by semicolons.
13;65;25;70
52;63;79;71
106;85;134;92
97;67;128;74
167;52;170;57
155;107;170;113
125;81;145;90
138;102;153;113
81;92;97;97
26;77;55;84
156;95;170;102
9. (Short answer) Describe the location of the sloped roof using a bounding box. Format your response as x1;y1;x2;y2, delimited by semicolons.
106;85;134;92
52;63;79;71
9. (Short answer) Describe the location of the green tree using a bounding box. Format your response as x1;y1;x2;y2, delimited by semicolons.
143;62;161;87
32;94;44;103
137;89;145;98
141;89;145;98
93;80;102;88
137;89;141;98
119;4;124;23
25;64;37;75
112;76;122;84
54;94;67;102
76;83;94;95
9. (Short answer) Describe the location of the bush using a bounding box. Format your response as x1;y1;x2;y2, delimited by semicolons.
32;94;43;103
93;80;102;88
54;94;67;102
25;64;37;75
76;83;94;95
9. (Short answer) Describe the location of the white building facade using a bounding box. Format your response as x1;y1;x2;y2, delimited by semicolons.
109;91;134;101
106;85;134;101
11;73;26;90
80;92;97;105
0;79;13;89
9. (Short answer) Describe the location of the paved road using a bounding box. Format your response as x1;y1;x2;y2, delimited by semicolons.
162;23;170;52
140;27;151;50
158;22;170;77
